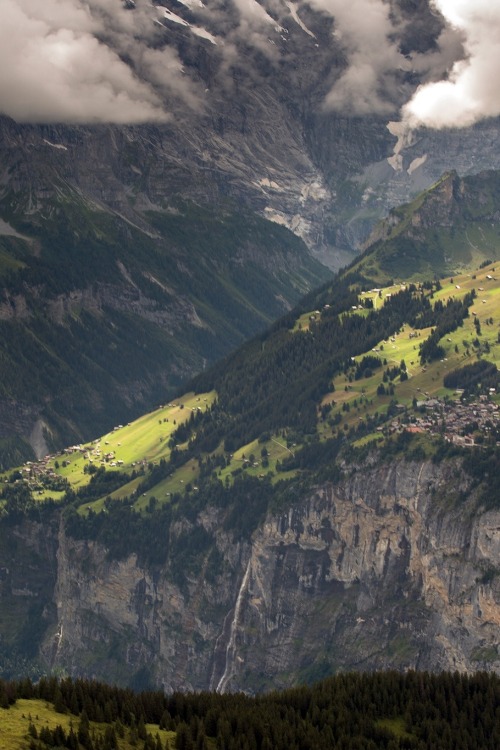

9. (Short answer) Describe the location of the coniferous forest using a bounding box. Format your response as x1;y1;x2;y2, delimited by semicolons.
1;671;500;750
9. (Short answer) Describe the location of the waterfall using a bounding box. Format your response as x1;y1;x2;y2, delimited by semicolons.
216;558;252;693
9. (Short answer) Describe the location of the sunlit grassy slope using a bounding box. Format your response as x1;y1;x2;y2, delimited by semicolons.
4;263;500;516
347;171;500;284
317;266;500;440
0;698;176;750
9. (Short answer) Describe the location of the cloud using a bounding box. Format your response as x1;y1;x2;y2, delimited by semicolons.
0;0;200;124
308;0;407;116
403;1;500;128
2;0;496;129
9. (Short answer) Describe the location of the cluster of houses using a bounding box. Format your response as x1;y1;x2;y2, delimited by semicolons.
390;396;500;446
18;455;58;484
14;438;127;490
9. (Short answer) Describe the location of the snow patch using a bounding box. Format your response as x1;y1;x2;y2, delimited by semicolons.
258;178;283;191
264;208;289;226
284;1;316;38
264;207;311;239
42;139;68;151
300;181;328;203
407;154;428;175
0;219;32;242
160;8;190;27
387;120;416;172
156;6;216;43
192;26;217;44
175;0;204;7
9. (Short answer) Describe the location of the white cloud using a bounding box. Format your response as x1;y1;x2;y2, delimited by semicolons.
0;0;201;124
308;0;407;115
403;1;500;128
2;0;497;129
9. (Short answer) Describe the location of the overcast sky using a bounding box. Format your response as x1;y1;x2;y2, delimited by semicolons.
0;0;498;129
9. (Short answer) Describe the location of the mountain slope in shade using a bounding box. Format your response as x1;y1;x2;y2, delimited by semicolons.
0;184;328;464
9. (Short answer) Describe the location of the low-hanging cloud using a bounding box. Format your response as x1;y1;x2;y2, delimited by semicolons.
309;0;407;116
403;1;500;129
2;0;498;129
0;0;200;124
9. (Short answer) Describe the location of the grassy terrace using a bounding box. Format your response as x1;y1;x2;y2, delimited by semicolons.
314;265;500;440
1;393;215;509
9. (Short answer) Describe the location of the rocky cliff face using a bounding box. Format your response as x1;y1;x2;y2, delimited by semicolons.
15;457;497;692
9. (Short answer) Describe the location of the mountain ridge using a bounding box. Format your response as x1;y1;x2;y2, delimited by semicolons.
0;185;328;463
1;250;499;687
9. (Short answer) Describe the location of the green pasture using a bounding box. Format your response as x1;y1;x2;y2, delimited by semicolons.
319;264;500;437
352;432;385;448
50;391;216;492
4;263;500;516
292;309;322;332
318;320;434;434
220;436;295;481
132;432;298;506
134;458;200;510
0;698;175;750
0;699;74;750
376;716;415;741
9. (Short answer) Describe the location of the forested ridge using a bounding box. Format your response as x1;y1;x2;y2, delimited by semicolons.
181;281;474;452
1;671;500;750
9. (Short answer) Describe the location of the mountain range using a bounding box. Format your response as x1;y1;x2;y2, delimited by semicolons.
3;1;500;460
1;0;500;697
1;168;499;688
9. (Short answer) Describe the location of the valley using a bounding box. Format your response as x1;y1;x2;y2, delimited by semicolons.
1;245;499;690
2;0;500;736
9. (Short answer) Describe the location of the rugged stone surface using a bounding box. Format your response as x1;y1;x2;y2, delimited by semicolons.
4;458;496;691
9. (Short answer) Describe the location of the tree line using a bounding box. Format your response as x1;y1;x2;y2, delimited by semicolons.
2;670;500;750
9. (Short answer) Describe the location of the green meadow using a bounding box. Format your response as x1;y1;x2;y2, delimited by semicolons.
0;698;175;750
4;264;500;516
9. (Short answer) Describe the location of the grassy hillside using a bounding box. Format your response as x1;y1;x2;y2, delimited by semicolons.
1;256;500;683
4;168;500;469
2;261;499;523
1;671;500;750
350;170;500;283
0;697;176;750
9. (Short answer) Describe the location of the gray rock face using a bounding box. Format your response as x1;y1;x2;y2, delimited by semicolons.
19;458;498;692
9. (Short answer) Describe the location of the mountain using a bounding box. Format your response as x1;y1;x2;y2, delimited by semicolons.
351;170;500;282
3;1;500;693
1;243;499;689
0;161;328;464
3;2;500;457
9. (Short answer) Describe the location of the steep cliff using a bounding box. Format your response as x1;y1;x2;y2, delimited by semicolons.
5;457;495;692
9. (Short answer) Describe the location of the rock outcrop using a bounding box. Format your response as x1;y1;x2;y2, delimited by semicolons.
7;457;494;692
